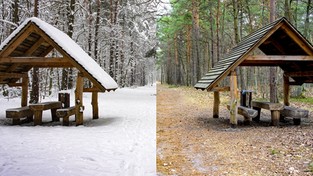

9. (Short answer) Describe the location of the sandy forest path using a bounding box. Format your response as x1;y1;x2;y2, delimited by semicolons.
157;84;313;176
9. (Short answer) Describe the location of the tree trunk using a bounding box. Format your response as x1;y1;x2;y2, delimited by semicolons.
269;0;278;103
30;0;39;103
303;0;311;38
191;0;200;85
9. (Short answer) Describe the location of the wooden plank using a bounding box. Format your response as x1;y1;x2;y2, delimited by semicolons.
227;105;258;118
0;24;34;57
252;101;284;110
75;73;84;126
229;71;238;127
24;37;45;55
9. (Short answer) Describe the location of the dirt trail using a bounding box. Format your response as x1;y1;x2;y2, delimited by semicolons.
157;84;313;176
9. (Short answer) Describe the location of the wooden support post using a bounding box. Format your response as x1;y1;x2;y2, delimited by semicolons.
21;75;32;122
92;92;99;119
21;75;28;107
213;90;220;118
271;111;280;126
229;71;238;127
283;74;290;106
75;73;84;126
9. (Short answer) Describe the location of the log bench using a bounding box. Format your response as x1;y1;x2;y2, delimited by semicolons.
281;106;309;125
56;106;76;126
252;101;284;126
227;105;258;125
6;106;33;125
29;101;62;125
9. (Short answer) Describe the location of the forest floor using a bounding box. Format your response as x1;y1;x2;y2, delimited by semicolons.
157;84;313;176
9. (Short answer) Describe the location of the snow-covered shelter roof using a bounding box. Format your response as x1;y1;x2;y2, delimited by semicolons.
0;17;118;91
195;17;313;91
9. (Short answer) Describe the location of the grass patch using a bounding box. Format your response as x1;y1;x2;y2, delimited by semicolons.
168;85;179;88
309;161;313;172
270;149;279;155
291;97;313;105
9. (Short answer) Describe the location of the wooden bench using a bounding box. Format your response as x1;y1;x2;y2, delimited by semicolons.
227;105;258;125
281;106;309;125
29;101;62;125
252;101;284;126
56;106;76;126
6;106;33;125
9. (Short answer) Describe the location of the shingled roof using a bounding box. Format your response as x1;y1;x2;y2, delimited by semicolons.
0;17;118;91
195;17;313;91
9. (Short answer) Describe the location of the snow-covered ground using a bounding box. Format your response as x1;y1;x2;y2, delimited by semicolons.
0;86;156;176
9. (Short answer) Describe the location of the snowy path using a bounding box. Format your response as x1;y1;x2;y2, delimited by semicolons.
0;86;156;176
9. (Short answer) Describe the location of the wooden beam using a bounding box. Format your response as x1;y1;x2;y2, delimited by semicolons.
0;72;27;78
247;55;313;61
0;24;34;57
241;55;313;66
75;73;84;126
25;37;45;55
288;82;303;86
281;24;313;56
283;75;290;106
229;71;238;127
284;71;313;77
40;45;54;57
7;83;23;87
210;86;230;92
92;92;99;119
0;57;73;67
83;87;101;92
0;57;67;63
31;24;106;92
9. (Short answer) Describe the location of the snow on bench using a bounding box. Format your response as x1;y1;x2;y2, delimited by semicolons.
29;101;62;125
6;106;33;125
56;106;76;126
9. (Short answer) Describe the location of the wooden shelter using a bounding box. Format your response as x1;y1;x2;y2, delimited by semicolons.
0;17;118;125
195;17;313;127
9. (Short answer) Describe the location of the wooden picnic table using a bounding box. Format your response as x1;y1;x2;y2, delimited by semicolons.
29;101;62;125
252;101;284;126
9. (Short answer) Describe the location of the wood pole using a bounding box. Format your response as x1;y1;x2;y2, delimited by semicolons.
213;90;220;118
75;73;84;126
229;70;238;127
271;111;280;126
283;74;290;106
21;75;28;107
92;92;99;119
